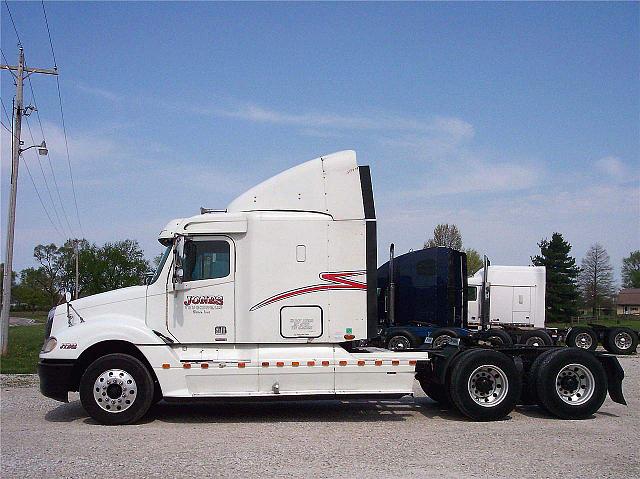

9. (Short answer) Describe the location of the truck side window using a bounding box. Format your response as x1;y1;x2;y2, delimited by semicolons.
183;240;230;281
467;286;478;301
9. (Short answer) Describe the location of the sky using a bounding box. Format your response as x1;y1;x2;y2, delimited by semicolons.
1;1;639;281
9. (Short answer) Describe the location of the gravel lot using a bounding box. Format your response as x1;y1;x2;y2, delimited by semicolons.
1;355;639;479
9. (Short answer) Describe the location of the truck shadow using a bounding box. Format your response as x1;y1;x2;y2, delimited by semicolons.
44;397;471;425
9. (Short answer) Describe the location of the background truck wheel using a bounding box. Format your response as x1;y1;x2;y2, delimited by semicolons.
80;353;155;425
565;327;598;351
475;329;514;347
448;349;521;421
603;327;638;355
534;348;607;419
431;328;460;349
387;334;414;351
520;348;558;405
520;330;553;347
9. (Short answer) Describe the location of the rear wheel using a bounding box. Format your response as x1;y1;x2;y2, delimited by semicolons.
448;349;521;421
534;348;607;419
476;329;514;347
417;373;453;408
431;328;461;349
566;327;598;351
387;335;412;351
603;327;638;355
520;330;553;347
521;348;557;405
80;353;155;425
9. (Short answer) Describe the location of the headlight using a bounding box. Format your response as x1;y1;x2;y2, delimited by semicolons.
42;337;57;353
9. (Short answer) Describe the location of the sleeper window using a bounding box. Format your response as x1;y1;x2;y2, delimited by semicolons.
183;240;230;281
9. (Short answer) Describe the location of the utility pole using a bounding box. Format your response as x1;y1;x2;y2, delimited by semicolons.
74;239;79;299
0;48;57;356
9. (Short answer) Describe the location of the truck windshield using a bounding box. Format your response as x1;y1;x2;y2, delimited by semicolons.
149;246;171;285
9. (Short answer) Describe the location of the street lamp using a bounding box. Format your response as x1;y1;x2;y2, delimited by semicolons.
20;140;48;156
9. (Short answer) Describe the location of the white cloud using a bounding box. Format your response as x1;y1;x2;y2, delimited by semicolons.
595;156;627;180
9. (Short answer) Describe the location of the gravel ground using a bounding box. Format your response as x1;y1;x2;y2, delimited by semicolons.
1;355;639;479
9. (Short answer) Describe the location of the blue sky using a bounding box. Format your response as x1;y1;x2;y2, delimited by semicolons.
2;1;638;279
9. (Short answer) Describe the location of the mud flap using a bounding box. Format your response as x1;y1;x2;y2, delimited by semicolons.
598;355;627;405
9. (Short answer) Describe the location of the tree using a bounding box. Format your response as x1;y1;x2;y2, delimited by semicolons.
465;248;483;275
79;240;149;296
622;251;640;288
579;243;615;318
424;224;462;250
12;268;50;311
531;233;580;322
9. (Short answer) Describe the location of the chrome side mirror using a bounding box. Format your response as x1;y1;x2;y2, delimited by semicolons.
173;236;185;284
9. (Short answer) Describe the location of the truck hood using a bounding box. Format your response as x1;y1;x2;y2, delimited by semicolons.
56;285;147;317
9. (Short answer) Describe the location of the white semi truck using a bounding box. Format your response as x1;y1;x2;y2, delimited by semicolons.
38;151;626;424
467;265;639;354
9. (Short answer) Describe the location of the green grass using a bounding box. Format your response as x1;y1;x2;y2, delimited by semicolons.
547;317;640;330
0;324;46;374
10;310;49;323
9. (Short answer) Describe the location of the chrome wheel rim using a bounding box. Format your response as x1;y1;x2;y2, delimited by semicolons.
388;336;410;351
555;363;594;405
93;368;137;413
525;336;545;346
574;332;593;349
614;332;633;350
467;364;509;407
432;334;453;349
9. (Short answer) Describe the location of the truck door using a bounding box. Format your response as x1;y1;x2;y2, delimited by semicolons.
512;286;532;325
169;237;235;344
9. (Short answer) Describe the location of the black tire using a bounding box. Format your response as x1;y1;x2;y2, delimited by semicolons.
476;329;514;347
387;334;414;351
535;348;607;419
80;353;155;425
603;327;638;355
520;348;558;405
449;349;521;421
520;330;553;347
565;326;598;351
430;328;461;349
418;376;453;408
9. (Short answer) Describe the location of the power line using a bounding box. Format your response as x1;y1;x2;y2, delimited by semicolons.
40;1;84;237
41;1;57;66
25;73;76;238
1;120;11;133
23;114;68;237
3;1;22;46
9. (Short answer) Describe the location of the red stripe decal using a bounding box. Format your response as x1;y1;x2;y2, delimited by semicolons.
249;271;366;311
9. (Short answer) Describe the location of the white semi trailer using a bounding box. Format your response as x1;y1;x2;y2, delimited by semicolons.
38;151;626;424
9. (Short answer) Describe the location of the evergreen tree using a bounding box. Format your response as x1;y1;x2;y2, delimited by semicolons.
531;233;580;322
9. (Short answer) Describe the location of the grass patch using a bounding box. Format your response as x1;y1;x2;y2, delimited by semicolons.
0;324;45;374
10;310;49;323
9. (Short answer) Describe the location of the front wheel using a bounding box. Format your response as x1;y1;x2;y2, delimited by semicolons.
80;353;155;425
448;349;521;421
